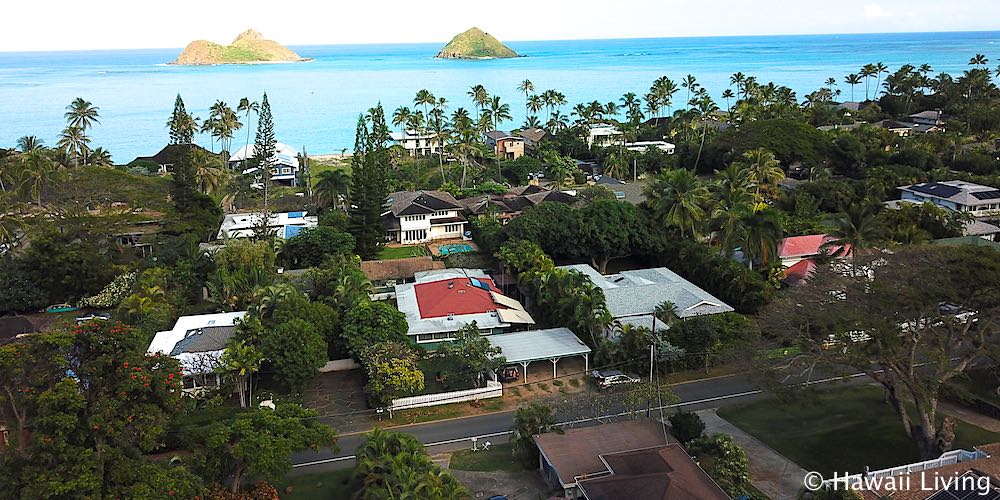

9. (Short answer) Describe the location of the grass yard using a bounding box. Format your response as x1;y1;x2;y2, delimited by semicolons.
449;442;526;473
377;245;428;260
717;385;1000;476
276;468;352;500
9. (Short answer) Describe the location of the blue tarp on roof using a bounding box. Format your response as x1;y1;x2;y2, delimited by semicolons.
285;225;305;238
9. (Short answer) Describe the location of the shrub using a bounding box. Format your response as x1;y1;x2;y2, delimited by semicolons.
79;270;137;308
668;410;705;444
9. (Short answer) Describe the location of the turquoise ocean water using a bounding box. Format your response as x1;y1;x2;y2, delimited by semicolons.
2;31;1000;161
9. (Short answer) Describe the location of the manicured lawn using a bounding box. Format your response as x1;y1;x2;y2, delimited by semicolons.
376;245;428;260
449;442;525;473
717;385;1000;476
276;468;352;500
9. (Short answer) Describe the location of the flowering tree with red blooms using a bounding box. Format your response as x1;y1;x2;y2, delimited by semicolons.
0;321;204;498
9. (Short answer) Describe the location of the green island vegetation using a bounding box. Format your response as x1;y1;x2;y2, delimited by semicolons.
436;27;519;59
171;29;308;65
5;52;1000;497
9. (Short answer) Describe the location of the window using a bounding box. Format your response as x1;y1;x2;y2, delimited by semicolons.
281;167;291;174
404;229;427;242
404;215;427;222
435;211;451;217
445;224;461;233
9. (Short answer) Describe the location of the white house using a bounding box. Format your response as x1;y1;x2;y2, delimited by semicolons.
383;191;469;244
586;123;623;148
390;130;442;156
229;142;301;186
217;211;318;240
394;268;534;347
557;264;734;332
898;180;1000;217
147;311;245;391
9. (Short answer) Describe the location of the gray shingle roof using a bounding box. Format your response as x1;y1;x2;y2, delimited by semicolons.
169;325;236;355
558;264;734;319
386;190;461;216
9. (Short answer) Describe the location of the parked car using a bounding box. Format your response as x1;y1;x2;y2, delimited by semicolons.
591;369;640;389
75;313;96;322
94;313;111;321
498;366;520;383
45;303;79;313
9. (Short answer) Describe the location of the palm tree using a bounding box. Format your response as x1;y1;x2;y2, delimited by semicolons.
824;204;884;275
191;148;226;194
603;149;631;180
874;62;888;98
860;64;876;100
392;106;413;134
206;100;240;158
546;111;568;133
646;169;710;238
522;115;542;129
681;74;699;109
86;147;113;167
711;163;754;257
16;136;43;153
237;98;259;157
487;95;512;132
527;94;544;122
692;92;720;171
517;79;534;119
736;148;784;202
970;54;989;68
63;98;99;166
742;205;783;270
844;73;862;101
510;403;562;465
315;169;351;210
218;338;262;409
57;126;90;167
468;85;489;121
721;89;735;114
413;89;436;121
0;194;26;250
18;150;57;206
730;72;746;100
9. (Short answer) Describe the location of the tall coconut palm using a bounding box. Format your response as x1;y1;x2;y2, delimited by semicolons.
681;74;699;109
736;148;784;202
692;92;720;171
970;54;989;68
874;62;889;98
824;204;885;274
413;89;436;121
487;95;512;131
207;100;241;158
730;72;746;100
860;64;876;100
18;150;57;206
646;168;710;238
16;136;43;153
315;169;351;210
844;73;862;102
527;94;544;122
237;97;259;158
57;126;90;167
63;98;99;166
742;204;783;270
711;163;754;257
603;148;631;180
429;101;450;181
392;106;413;134
517;79;534;119
721;89;735;114
191;148;226;194
467;85;489;120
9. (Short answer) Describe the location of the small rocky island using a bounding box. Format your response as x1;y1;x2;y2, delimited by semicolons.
436;27;519;59
171;29;309;65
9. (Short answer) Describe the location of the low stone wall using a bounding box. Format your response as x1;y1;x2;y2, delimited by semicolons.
319;358;361;373
390;380;503;410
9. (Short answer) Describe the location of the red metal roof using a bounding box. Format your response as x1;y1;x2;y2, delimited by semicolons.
414;277;505;319
782;259;817;287
778;234;849;259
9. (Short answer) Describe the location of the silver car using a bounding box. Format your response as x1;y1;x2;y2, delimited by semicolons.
591;369;640;389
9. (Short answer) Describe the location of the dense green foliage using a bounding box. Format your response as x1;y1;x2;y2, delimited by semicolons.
278;226;355;269
341;301;409;359
349;429;468;498
436;322;506;388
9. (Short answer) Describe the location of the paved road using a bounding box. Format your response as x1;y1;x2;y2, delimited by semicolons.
289;371;868;471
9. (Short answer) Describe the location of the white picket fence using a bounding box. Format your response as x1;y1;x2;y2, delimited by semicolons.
390;380;503;410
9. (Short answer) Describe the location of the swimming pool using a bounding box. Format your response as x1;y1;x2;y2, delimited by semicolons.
439;243;473;256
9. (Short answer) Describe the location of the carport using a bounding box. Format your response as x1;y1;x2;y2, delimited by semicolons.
488;328;591;383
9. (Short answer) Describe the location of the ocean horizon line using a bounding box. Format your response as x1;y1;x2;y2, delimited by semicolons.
3;29;1000;55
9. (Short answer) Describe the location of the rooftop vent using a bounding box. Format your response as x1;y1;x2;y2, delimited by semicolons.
448;281;455;289
458;290;466;294
447;313;455;320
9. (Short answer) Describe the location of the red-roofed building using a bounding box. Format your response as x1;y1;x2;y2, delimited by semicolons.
778;234;850;287
395;269;535;348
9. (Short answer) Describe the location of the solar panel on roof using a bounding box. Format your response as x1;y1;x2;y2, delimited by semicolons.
971;190;1000;200
469;278;491;291
910;183;962;198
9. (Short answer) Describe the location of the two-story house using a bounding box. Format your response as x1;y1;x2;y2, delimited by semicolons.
485;130;525;160
383;191;469;244
898;180;1000;217
390;129;442;156
229;142;301;186
586;123;623;148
